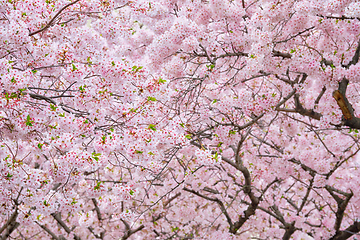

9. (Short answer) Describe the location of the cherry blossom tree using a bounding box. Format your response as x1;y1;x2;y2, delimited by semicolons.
2;0;360;239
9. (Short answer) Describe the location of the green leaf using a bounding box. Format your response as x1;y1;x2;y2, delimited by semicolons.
94;181;102;190
131;65;143;72
185;134;192;139
229;130;236;135
158;78;167;84
79;85;86;92
206;64;215;70
214;152;218;161
148;124;156;131
147;96;157;101
92;152;101;161
26;115;33;126
50;104;57;111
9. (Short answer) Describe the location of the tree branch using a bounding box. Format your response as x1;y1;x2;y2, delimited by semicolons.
333;78;360;129
325;185;353;232
29;0;81;36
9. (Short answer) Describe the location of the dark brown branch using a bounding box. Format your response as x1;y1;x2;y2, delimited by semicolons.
275;89;296;109
275;26;315;44
325;148;360;179
315;86;326;105
260;178;281;200
120;221;145;240
297;176;315;215
0;210;18;235
343;38;360;68
269;204;297;240
272;50;292;59
36;222;60;240
88;226;105;239
325;185;353;232
216;51;249;60
294;94;322;120
330;221;360;240
203;187;220;194
28;93;57;105
229;140;260;234
317;14;360;21
163;192;181;208
51;213;71;233
288;158;318;176
51;213;81;240
282;221;297;240
333;78;360;129
27;87;77;92
209;112;265;131
29;0;81;36
0;211;19;240
0;190;21;239
92;198;102;221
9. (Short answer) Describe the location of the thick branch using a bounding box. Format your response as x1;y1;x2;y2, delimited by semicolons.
0;210;18;235
120;223;145;240
92;198;102;221
51;212;81;240
325;185;353;232
0;211;19;240
29;0;81;36
282;221;296;240
36;222;60;240
294;94;322;120
330;221;360;240
229;139;260;233
343;38;360;68
333;78;360;129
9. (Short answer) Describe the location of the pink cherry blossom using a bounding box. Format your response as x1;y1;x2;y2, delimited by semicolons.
2;0;360;239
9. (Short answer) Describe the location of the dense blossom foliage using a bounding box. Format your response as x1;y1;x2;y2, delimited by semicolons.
2;0;360;239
